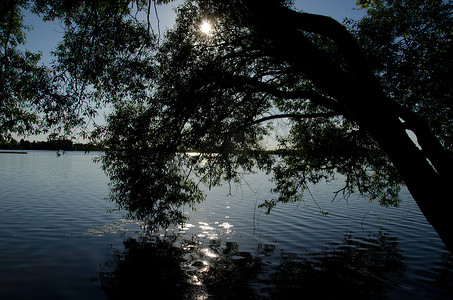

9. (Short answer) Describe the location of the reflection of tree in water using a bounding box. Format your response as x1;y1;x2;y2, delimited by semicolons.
183;239;263;299
269;231;405;299
97;236;192;299
96;236;262;299
96;230;438;299
421;251;453;298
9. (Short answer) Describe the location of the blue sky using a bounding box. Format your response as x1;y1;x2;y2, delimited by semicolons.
294;0;364;19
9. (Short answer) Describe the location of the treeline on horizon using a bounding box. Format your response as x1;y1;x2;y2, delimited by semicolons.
0;138;102;152
1;138;293;154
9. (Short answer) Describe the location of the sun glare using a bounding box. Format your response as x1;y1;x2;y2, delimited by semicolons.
200;20;212;35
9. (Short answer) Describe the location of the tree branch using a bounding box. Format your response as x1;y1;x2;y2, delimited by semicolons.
241;0;373;80
240;0;391;122
220;73;351;117
246;112;339;127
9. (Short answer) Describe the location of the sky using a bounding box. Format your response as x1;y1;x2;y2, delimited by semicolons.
295;0;364;19
20;0;365;141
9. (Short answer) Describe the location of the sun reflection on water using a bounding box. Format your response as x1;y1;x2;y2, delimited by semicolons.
198;222;215;231
201;247;219;258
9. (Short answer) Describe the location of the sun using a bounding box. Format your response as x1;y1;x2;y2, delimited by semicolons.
200;20;212;35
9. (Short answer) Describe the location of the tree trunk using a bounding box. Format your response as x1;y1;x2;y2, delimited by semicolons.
346;90;453;253
383;134;453;253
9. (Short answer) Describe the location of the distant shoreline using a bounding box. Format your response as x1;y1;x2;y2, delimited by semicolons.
0;151;28;154
1;139;102;152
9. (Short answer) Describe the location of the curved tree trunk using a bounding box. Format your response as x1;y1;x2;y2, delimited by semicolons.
346;90;453;253
380;131;453;252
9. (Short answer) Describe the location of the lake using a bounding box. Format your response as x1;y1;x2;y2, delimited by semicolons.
0;151;452;299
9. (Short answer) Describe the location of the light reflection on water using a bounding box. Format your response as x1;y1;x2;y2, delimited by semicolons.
1;151;452;299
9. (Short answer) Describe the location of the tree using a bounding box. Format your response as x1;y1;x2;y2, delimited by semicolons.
1;0;47;141
352;0;453;166
99;0;453;252
3;0;452;251
1;0;160;141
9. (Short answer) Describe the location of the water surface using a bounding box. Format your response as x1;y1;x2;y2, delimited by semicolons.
0;151;452;299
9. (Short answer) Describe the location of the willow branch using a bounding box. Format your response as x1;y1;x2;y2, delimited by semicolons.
222;74;350;116
246;112;338;127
